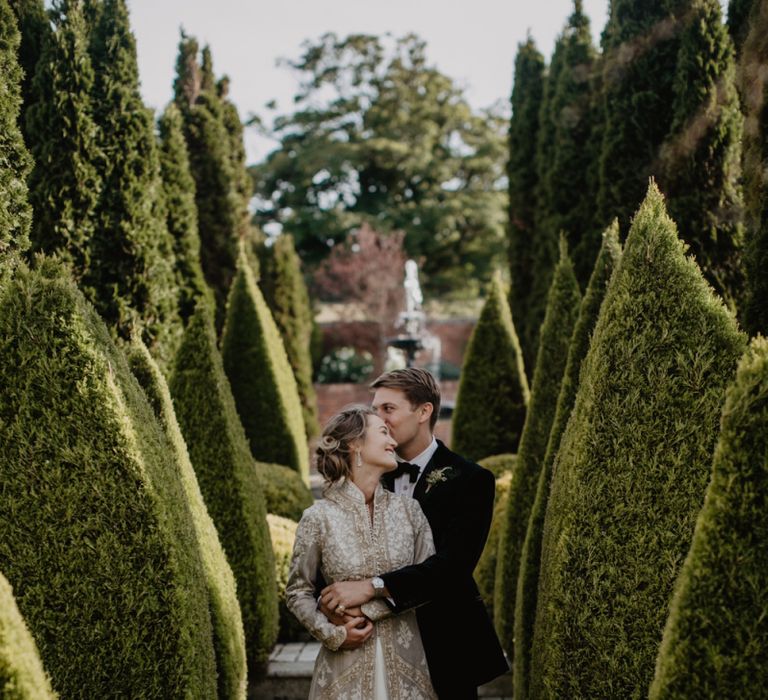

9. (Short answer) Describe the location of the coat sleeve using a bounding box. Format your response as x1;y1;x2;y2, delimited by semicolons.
380;466;495;611
285;508;347;650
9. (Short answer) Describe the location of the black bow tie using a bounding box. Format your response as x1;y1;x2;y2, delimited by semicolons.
393;461;420;483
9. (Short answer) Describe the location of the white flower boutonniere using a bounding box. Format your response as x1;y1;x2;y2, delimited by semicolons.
425;467;455;493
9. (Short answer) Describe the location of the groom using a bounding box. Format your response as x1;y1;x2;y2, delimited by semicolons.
319;368;508;698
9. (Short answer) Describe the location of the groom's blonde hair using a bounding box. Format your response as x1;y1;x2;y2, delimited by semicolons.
370;368;441;430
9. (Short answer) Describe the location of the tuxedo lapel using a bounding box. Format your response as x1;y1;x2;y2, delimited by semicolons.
382;470;396;493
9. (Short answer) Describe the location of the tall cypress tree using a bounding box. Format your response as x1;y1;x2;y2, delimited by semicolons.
513;222;621;700
507;37;545;374
545;0;602;287
530;183;745;698
661;0;744;309
649;336;768;698
452;272;529;462
0;0;32;281
258;234;319;437
727;0;756;58
526;37;567;371
25;0;101;277
597;0;682;231
86;0;182;368
174;35;239;329
493;240;581;662
741;0;768;336
157;102;210;323
8;0;48;145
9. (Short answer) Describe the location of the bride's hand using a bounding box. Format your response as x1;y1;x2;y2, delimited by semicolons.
318;599;363;624
338;616;374;650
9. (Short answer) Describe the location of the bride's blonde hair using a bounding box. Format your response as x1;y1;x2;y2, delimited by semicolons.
315;404;376;484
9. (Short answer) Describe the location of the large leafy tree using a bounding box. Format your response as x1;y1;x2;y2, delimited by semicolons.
251;33;507;296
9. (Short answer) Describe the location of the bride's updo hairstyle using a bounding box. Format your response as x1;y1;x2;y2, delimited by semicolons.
316;404;376;484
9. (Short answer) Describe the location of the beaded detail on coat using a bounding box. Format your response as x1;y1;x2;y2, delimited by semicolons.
286;478;438;699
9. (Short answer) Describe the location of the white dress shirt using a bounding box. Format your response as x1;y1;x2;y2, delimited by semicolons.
393;437;438;498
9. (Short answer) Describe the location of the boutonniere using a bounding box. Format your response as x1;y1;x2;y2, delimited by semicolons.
425;466;455;493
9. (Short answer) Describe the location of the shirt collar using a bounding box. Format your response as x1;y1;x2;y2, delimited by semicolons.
401;436;438;470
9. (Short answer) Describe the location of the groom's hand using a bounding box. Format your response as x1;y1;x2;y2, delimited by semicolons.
320;580;375;612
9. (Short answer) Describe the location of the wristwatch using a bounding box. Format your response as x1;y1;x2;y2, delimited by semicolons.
371;576;386;598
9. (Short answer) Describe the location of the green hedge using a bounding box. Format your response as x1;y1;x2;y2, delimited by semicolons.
453;272;529;461
649;336;768;698
222;247;309;481
513;222;621;699
0;571;56;700
0;260;216;697
255;461;314;523
530;183;746;698
478;453;517;479
127;338;247;699
474;468;514;622
494;240;581;659
171;300;279;678
266;514;308;643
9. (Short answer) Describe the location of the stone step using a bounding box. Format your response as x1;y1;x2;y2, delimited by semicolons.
249;642;513;699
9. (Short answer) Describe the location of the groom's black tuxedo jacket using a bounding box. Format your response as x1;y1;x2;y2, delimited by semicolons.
381;440;508;694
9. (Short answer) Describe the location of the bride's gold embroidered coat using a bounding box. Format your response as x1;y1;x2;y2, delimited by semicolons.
286;478;437;699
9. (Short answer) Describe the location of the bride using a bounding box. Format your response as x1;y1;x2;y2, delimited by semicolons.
286;404;437;699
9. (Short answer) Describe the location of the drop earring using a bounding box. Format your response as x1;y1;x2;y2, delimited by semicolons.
356;450;362;468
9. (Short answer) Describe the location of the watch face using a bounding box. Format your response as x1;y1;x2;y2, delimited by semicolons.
373;577;384;590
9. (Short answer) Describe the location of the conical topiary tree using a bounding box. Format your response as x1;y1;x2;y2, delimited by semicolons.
507;37;545;373
258;234;319;437
741;0;768;337
0;571;56;700
157;102;210;323
255;461;314;523
452;272;529;462
493;240;581;659
221;247;309;480
513;221;621;700
649;336;768;698
126;338;246;699
0;259;217;698
530;183;746;699
170;300;279;677
25;0;101;277
0;0;32;282
660;0;744;310
86;0;182;367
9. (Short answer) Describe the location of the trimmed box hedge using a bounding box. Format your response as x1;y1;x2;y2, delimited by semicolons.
650;336;768;698
255;461;314;523
0;260;216;697
127;338;247;699
0;571;56;699
530;183;746;698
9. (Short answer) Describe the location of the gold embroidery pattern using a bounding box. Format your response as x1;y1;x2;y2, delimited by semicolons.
287;479;437;699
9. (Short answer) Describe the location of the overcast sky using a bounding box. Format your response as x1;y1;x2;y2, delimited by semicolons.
127;0;610;163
